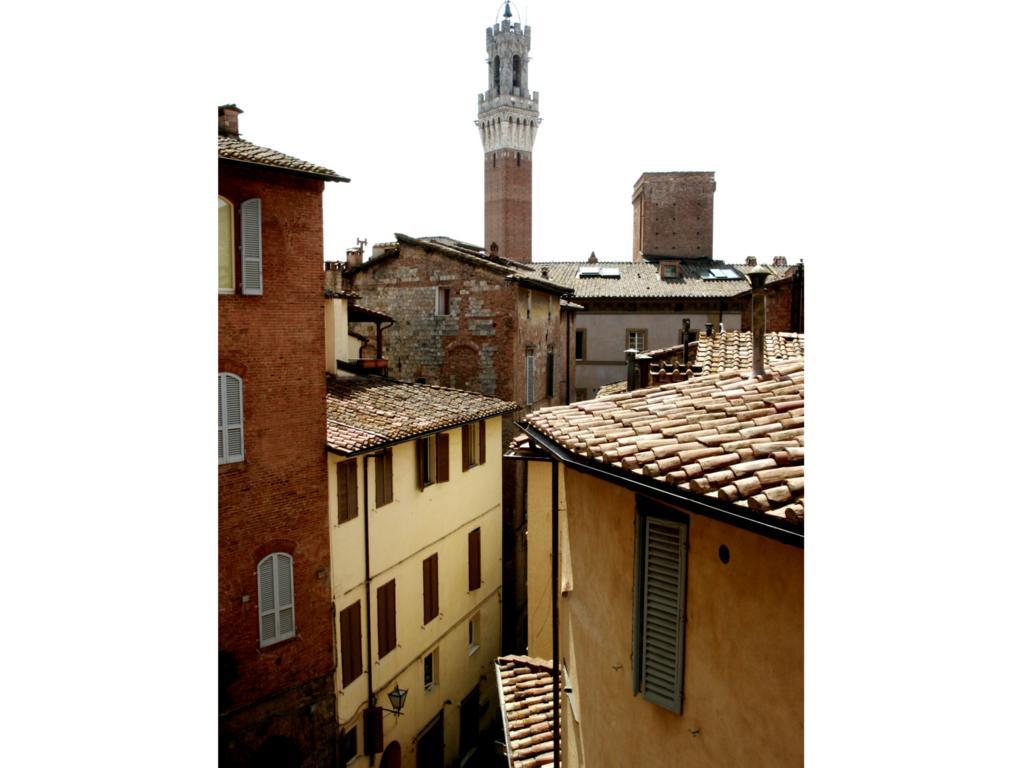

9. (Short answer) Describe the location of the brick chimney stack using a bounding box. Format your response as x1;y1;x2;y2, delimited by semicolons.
747;266;772;377
219;104;243;136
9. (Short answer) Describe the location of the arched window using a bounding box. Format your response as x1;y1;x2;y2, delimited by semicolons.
512;55;521;89
218;372;244;464
218;197;234;292
258;552;295;646
493;56;500;92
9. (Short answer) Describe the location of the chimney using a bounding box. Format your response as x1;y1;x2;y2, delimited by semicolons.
772;255;788;267
745;255;757;267
541;266;549;279
704;322;713;337
587;251;598;264
218;104;243;136
747;266;772;377
346;248;363;269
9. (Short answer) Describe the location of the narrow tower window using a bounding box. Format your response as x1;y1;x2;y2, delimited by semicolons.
512;55;521;89
493;56;500;92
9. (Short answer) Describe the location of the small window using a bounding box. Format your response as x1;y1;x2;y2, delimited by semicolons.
417;433;450;489
462;421;485;470
547;295;552;320
240;198;263;295
218;372;244;464
493;55;501;92
468;613;481;655
339;602;363;688
340;728;358;764
337;460;358;523
424;647;439;690
374;449;393;507
436;287;451;316
575;329;586;361
468;528;481;591
626;329;648;352
423;553;439;624
218;197;234;293
525;351;535;405
632;500;689;714
526;290;532;319
512;54;521;88
377;580;397;658
258;553;295;647
546;350;555;399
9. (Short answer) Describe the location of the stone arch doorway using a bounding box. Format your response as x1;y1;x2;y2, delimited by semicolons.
381;740;402;768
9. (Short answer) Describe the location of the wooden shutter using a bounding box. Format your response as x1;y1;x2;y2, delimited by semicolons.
468;528;481;591
258;553;294;647
547;351;555;397
423;554;439;623
240;198;263;295
416;439;425;490
478;420;486;464
383;450;393;504
377;580;396;657
462;425;471;472
340;602;362;687
375;449;393;506
635;515;688;713
220;373;244;464
338;461;358;523
437;433;449;483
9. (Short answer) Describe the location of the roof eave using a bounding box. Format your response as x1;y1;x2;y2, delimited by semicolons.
218;155;350;183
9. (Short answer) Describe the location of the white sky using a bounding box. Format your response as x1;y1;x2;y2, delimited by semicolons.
215;0;861;265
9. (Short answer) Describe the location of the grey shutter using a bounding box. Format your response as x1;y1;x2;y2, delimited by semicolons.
276;553;295;639
218;374;224;461
240;198;263;295
220;373;244;463
638;516;688;713
258;556;276;645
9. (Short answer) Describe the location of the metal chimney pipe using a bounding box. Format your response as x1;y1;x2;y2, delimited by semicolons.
626;349;637;391
704;322;713;337
748;266;771;377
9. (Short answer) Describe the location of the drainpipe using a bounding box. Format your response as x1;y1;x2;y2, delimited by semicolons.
748;266;771;377
551;460;560;768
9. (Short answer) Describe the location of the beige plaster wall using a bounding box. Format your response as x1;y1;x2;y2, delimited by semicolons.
327;416;505;765
525;461;571;659
560;468;803;767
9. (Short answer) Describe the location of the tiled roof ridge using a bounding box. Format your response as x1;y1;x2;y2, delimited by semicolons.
217;134;345;181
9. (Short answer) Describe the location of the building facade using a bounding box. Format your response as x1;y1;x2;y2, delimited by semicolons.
324;368;516;767
218;105;348;766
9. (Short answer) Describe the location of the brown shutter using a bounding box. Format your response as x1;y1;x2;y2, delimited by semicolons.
423;554;439;623
416;439;425;489
478;420;486;464
383;449;393;504
340;602;362;687
338;461;358;523
437;433;450;483
468;528;481;590
462;425;471;472
374;451;386;507
377;580;396;657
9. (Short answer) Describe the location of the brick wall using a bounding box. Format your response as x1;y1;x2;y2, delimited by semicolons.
219;162;335;766
739;275;803;333
632;172;715;261
485;150;533;264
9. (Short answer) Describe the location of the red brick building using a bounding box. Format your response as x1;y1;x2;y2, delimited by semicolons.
218;105;348;767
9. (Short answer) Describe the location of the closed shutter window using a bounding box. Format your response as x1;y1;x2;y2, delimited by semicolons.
339;602;363;688
437;433;450;483
375;449;393;507
525;353;535;405
423;553;439;624
377;580;397;658
219;373;244;464
462;424;472;472
479;420;486;464
468;528;481;591
240;198;263;295
338;461;358;523
632;507;688;714
257;553;295;647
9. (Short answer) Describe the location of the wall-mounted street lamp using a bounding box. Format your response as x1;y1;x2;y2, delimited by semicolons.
381;684;408;717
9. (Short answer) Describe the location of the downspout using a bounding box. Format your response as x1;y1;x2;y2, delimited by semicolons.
363;454;377;766
551;460;560;767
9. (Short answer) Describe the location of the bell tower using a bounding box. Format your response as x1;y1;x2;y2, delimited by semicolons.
477;2;540;264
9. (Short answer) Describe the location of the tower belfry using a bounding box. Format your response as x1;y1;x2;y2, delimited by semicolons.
476;4;540;264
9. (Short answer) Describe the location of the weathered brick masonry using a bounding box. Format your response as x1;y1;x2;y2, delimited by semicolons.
219;161;336;766
632;171;716;261
485;150;533;265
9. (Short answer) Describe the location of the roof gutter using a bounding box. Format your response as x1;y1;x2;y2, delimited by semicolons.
520;424;804;549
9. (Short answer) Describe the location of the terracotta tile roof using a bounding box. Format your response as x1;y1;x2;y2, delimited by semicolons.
496;655;559;768
594;332;805;397
325;375;517;455
218;134;347;182
539;261;788;300
525;361;804;521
